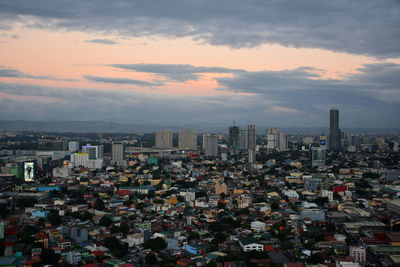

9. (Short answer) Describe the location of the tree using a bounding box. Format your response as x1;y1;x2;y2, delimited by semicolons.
104;237;120;251
177;195;185;202
188;231;200;240
314;197;329;207
48;210;62;226
120;223;130;234
18;225;38;244
144;237;167;252
145;253;157;265
271;201;280;211
16;197;37;208
40;248;60;265
214;232;226;242
147;190;155;199
136;202;145;211
0;241;4;257
71;211;93;221
195;191;207;198
104;237;129;258
94;198;105;211
281;240;294;250
99;215;113;227
307;253;323;264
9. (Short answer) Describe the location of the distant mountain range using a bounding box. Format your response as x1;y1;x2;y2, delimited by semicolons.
0;120;399;135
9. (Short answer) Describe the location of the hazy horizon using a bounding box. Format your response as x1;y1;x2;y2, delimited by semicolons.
1;120;398;135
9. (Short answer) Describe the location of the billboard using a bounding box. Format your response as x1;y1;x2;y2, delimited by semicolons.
320;135;327;146
24;162;34;182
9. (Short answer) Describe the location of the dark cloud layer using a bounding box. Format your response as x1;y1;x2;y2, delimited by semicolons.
0;66;75;81
87;38;118;45
83;75;160;86
111;63;244;82
0;0;399;58
0;81;261;126
0;62;399;127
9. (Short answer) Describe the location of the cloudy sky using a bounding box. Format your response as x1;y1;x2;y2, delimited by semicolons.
0;0;399;128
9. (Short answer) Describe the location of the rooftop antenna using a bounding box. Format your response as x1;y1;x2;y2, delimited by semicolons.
233;120;236;127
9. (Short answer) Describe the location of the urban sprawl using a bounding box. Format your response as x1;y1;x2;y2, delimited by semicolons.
0;110;399;267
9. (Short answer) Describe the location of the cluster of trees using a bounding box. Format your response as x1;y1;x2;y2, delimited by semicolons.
209;216;242;233
110;223;130;234
104;237;129;258
144;237;167;252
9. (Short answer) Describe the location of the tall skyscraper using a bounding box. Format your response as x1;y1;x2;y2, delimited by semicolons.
247;125;256;164
203;134;218;157
247;124;256;149
239;129;248;150
266;128;287;151
266;132;277;150
278;131;287;151
178;129;197;150
229;125;240;150
329;109;341;151
112;141;125;165
155;130;173;149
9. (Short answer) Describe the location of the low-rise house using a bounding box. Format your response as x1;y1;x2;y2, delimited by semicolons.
238;237;263;252
66;251;81;265
251;221;266;233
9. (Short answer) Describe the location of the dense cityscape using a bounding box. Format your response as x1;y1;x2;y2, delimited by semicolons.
1;1;400;266
0;109;399;267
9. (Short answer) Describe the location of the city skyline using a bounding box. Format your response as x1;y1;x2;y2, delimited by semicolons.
0;1;399;127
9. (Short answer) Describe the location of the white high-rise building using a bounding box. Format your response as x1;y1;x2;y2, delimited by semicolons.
155;130;173;149
112;142;125;165
266;134;277;150
178;129;197;150
266;128;287;151
68;141;79;152
203;134;218;157
71;153;89;168
278;131;287;151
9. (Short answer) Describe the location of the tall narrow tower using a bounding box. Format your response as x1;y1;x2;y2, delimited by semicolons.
329;109;340;151
229;121;239;152
247;124;256;149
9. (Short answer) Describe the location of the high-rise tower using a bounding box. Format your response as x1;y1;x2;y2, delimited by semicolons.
329;109;341;151
178;129;197;150
247;124;256;149
112;141;125;166
229;122;240;151
155;130;173;149
203;134;218;157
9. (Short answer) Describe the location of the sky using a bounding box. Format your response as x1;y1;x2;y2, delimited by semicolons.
0;0;399;128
